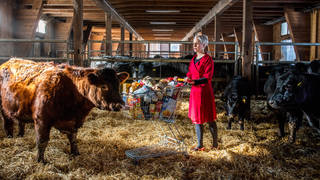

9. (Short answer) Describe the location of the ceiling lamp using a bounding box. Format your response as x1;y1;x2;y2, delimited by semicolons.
154;37;171;40
150;22;176;25
153;34;172;36
146;10;180;13
152;29;174;32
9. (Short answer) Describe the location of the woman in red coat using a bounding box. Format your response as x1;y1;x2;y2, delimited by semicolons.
185;33;218;151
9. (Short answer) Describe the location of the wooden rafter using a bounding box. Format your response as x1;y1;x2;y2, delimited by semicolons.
181;0;240;41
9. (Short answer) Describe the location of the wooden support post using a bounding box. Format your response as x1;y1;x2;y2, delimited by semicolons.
214;15;222;59
310;10;317;61
0;0;14;56
241;0;253;80
73;0;83;66
129;32;133;57
120;26;125;56
105;11;112;56
317;10;320;59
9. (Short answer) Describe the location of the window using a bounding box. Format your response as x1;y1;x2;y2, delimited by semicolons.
170;44;180;52
36;20;46;34
281;22;289;36
281;39;296;61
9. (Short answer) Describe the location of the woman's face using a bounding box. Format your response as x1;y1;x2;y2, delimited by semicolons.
193;38;205;53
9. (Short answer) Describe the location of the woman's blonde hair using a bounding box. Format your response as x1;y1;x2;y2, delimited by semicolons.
193;33;209;48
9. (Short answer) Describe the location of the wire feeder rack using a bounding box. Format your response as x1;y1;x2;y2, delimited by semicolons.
125;85;189;164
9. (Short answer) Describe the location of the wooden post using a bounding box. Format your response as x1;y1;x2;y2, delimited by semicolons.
73;0;83;66
129;32;133;57
105;11;112;56
310;10;317;61
120;26;125;56
214;15;222;59
241;0;253;80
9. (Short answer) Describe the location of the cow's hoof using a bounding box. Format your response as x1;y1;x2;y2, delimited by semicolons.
7;135;13;138
240;126;244;131
37;158;47;164
226;125;231;130
288;137;295;144
17;133;24;137
71;150;80;156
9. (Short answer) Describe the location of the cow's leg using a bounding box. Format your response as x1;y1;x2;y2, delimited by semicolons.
287;111;300;144
278;117;285;137
18;121;25;137
2;114;13;138
227;117;233;130
35;124;50;163
239;118;244;131
66;132;80;156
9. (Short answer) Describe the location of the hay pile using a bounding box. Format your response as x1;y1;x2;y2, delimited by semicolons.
1;98;320;179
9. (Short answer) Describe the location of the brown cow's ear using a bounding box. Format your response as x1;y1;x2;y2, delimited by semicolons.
87;73;99;84
117;72;129;84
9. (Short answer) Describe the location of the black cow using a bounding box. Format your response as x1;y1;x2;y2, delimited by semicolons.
263;65;292;137
137;62;188;78
223;76;251;130
268;71;320;143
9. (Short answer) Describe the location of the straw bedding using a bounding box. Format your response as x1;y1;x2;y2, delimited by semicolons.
0;97;320;179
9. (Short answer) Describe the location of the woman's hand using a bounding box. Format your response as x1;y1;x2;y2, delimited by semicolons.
184;77;194;85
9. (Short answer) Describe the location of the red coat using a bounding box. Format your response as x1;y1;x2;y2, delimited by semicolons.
186;54;217;124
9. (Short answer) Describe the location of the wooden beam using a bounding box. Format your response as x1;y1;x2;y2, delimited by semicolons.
92;0;143;40
73;0;83;66
181;0;240;41
105;11;112;56
120;26;125;56
242;0;253;80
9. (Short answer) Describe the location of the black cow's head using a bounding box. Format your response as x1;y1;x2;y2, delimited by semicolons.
268;71;302;110
224;92;248;117
87;68;129;111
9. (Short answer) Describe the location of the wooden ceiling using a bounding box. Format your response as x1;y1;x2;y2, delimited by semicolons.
36;0;320;40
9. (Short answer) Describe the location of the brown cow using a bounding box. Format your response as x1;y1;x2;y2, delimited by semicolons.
0;58;128;163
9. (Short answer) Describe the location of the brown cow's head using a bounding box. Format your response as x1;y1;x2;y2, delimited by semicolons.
87;68;129;111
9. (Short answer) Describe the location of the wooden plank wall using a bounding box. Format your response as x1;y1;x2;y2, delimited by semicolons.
14;0;43;57
0;0;14;57
285;7;310;61
254;24;273;61
54;18;73;57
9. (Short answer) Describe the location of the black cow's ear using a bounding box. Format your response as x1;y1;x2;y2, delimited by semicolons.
87;73;99;84
117;72;129;84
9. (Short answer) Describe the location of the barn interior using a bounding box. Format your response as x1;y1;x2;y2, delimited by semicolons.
1;0;320;179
